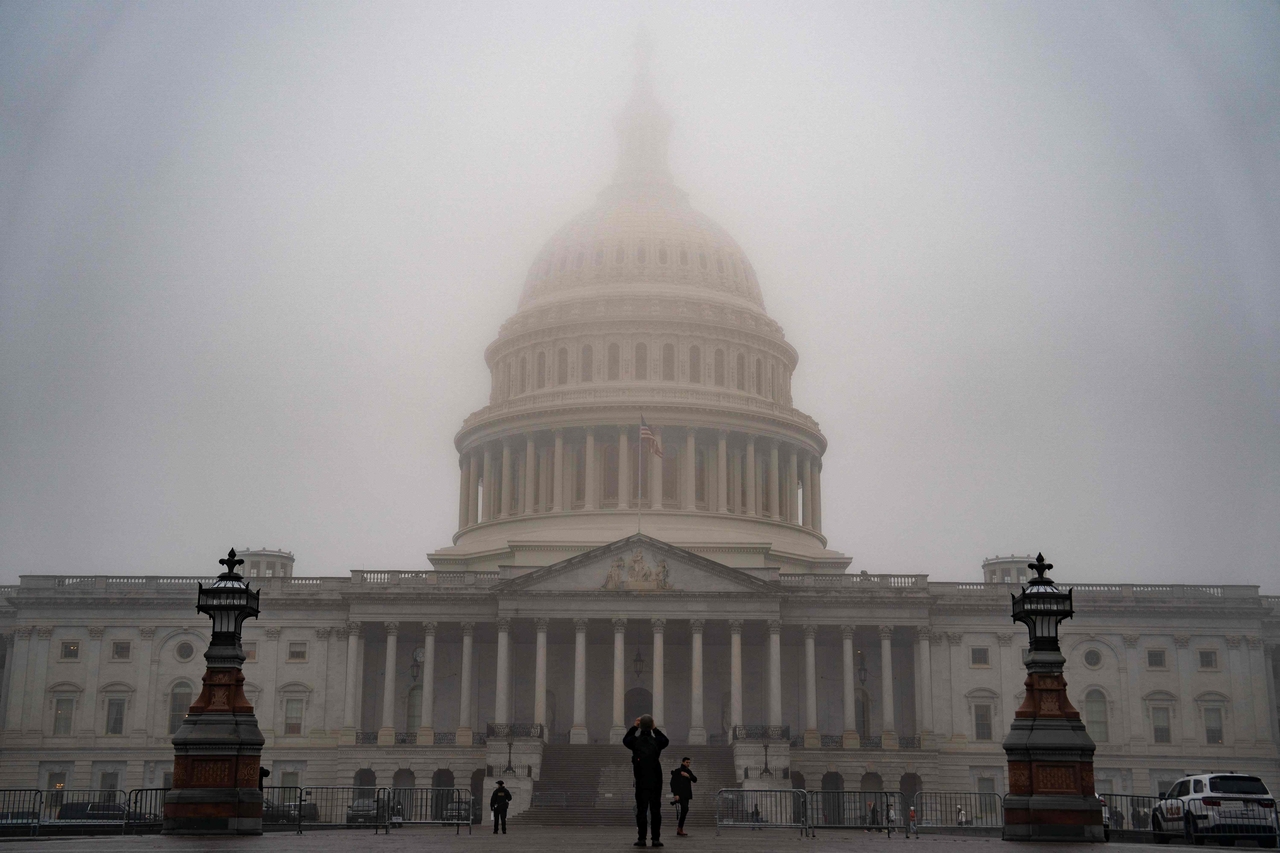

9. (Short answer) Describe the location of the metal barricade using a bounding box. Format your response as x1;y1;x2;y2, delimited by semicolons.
38;789;129;833
714;789;808;837
261;786;304;834
0;790;41;836
301;786;389;832
125;788;167;833
913;791;1003;828
1101;793;1158;836
1179;794;1280;846
386;787;472;833
808;791;908;834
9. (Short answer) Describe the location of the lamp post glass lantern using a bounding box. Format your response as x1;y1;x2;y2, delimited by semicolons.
1010;553;1073;656
196;549;261;665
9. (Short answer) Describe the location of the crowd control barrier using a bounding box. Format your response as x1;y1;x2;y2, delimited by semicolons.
809;790;907;834
385;787;472;833
714;789;808;837
912;791;1003;828
38;789;129;833
301;786;389;832
0;789;41;836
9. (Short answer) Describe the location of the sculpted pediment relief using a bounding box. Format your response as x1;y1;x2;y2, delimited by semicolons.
603;549;673;591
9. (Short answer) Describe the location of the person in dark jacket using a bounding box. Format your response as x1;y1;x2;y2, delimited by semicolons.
489;780;512;834
623;714;669;847
669;758;697;836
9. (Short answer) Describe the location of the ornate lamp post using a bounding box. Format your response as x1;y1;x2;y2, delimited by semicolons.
163;549;265;835
1002;554;1103;842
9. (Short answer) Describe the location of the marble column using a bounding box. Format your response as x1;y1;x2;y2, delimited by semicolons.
731;449;742;513
801;455;813;529
500;441;513;517
813;461;822;532
1264;642;1280;747
377;621;399;744
534;618;548;738
803;625;819;747
767;620;783;727
879;626;898;748
611;618;626;743
467;452;480;526
1246;637;1271;743
745;439;757;516
689;619;706;744
617;427;630;511
584;428;597;510
552;429;565;512
419;622;436;744
729;620;744;729
27;627;50;735
495;617;511;726
1174;635;1197;745
524;435;537;515
457;622;474;745
787;447;799;523
683;429;696;510
842;625;860;748
3;628;30;731
80;627;104;735
570;618;589;743
916;627;934;733
768;442;781;520
1122;635;1144;745
342;622;360;735
481;447;494;522
717;431;729;513
458;457;469;530
650;428;663;510
652;619;666;727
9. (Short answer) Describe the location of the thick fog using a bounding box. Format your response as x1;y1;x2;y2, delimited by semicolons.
2;2;1277;587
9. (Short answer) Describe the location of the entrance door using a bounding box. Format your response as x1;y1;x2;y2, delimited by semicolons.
625;687;652;723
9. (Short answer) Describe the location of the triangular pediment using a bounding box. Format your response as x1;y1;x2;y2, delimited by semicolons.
494;534;779;595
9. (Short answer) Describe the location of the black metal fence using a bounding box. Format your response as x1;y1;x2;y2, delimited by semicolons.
914;791;1003;827
37;789;129;832
261;786;305;833
1154;793;1280;844
125;788;166;832
1101;793;1157;832
386;787;472;833
809;791;908;833
714;789;808;837
0;789;40;836
302;786;389;831
730;725;791;741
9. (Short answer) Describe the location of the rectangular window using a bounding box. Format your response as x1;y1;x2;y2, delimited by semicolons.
970;647;990;667
281;771;300;789
110;641;130;661
1147;649;1166;669
99;772;119;796
974;704;993;741
243;642;257;662
53;697;75;735
60;641;80;660
284;699;305;735
1152;706;1172;743
287;642;307;661
1198;650;1217;669
1204;707;1223;744
105;698;126;735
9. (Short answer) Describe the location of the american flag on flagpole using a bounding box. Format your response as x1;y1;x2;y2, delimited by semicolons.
640;415;663;458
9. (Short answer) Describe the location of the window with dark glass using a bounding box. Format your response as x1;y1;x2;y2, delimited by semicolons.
714;349;726;386
169;683;192;734
105;698;126;735
111;641;130;660
53;698;75;735
1152;706;1171;743
635;343;648;380
1147;649;1166;668
287;642;307;661
557;348;569;385
1085;690;1108;742
60;641;79;660
581;345;593;382
662;344;675;380
1204;707;1223;744
536;352;546;389
974;705;993;741
970;647;989;666
607;344;620;380
689;346;701;383
1198;650;1217;669
285;698;305;735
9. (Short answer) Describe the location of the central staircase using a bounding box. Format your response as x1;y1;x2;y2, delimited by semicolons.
520;744;738;828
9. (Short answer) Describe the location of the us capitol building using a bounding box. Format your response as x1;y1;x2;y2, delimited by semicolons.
2;63;1278;817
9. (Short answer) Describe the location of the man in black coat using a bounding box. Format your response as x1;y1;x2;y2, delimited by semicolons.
623;714;669;847
489;780;512;834
669;757;697;836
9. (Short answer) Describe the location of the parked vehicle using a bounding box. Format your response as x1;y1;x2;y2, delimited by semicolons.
345;797;381;825
1152;774;1277;847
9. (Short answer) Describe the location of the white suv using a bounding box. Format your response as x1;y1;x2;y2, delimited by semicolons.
1152;774;1277;847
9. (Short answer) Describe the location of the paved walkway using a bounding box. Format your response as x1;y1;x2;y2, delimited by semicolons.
0;826;1174;852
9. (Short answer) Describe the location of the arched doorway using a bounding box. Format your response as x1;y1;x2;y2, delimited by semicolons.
625;687;652;722
791;771;806;791
353;768;376;800
900;772;923;808
860;772;884;791
430;769;455;820
390;769;415;818
818;771;845;826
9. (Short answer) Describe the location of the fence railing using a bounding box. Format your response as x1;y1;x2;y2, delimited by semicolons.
1101;794;1157;832
731;725;790;741
261;786;304;834
37;789;129;832
714;789;808;837
301;786;388;832
385;787;472;833
486;723;544;739
0;789;41;835
1153;793;1280;844
914;791;1003;827
809;791;907;833
125;788;166;832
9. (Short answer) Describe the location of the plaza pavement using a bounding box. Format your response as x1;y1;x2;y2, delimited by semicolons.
0;826;1182;853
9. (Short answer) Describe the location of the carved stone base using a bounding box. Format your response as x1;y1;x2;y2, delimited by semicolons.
339;726;356;746
687;726;707;746
455;727;473;747
163;787;262;835
1003;794;1105;842
803;729;820;748
569;725;589;744
842;730;860;749
416;726;435;746
881;730;898;750
376;726;394;746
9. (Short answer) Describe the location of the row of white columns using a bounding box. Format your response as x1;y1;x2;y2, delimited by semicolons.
458;427;823;532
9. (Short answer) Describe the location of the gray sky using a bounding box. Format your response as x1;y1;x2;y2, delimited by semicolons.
2;1;1277;588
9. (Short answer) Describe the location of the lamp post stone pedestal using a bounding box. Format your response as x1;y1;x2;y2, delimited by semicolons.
163;549;264;835
1002;554;1104;842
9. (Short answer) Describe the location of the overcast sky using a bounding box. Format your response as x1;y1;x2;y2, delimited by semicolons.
2;1;1277;588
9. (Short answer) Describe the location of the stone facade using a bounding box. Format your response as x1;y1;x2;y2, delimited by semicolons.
1;55;1278;809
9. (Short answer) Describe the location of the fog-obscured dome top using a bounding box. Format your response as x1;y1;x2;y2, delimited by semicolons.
517;56;767;313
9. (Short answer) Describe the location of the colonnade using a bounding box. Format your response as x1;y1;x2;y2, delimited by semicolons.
458;426;822;532
348;619;933;747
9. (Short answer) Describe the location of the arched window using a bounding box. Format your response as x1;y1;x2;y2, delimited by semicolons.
1085;690;1108;743
634;343;648;380
662;344;675;381
536;352;546;389
519;357;527;394
407;685;422;732
168;681;193;735
689;346;702;383
754;359;763;395
714;349;726;387
607;343;620;380
736;354;745;390
580;345;593;382
768;363;776;399
556;348;568;385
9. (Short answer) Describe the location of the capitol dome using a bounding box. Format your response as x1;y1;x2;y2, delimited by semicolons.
432;58;848;575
